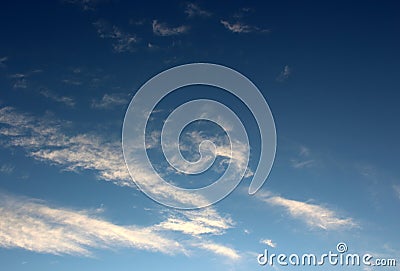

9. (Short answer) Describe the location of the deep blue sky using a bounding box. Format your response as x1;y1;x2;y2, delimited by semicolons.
0;1;399;270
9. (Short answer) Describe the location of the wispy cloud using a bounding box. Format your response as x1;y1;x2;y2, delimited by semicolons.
258;192;357;230
220;20;269;33
393;185;400;199
185;3;211;18
299;145;310;157
91;93;129;109
0;164;14;175
9;70;42;89
166;130;253;178
152;20;189;36
260;239;276;248
93;20;139;52
277;65;291;82
62;79;82;86
232;7;255;19
10;73;28;89
64;0;101;11
0;107;238;251
0;106;131;184
196;242;240;260
40;89;75;107
156;208;233;236
290;159;314;169
290;144;314;169
0;56;7;68
0;192;185;256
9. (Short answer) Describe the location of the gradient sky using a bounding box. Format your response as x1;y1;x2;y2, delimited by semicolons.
0;1;399;270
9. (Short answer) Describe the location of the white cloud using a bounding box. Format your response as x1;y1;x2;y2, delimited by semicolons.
0;56;7;68
393;185;400;199
0;107;236;248
91;93;129;109
9;70;42;89
0;106;131;184
220;20;269;33
260;239;276;248
0;192;185;256
196;242;240;260
185;3;211;17
259;192;357;230
93;20;139;52
10;73;28;89
40;89;75;107
0;107;245;264
299;145;310;157
152;20;189;36
290;159;314;169
290;145;314;169
0;164;14;174
0;191;241;260
62;79;82;86
156;208;233;236
277;65;291;82
164;130;253;178
64;0;100;11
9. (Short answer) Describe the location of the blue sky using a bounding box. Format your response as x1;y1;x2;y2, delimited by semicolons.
0;0;399;270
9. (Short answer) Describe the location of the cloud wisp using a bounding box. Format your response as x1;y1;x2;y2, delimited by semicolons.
277;65;291;82
185;3;211;18
64;0;102;11
91;93;129;109
93;20;139;52
393;185;400;200
0;164;14;175
0;192;185;256
0;107;240;260
260;239;276;248
40;89;75;107
0;106;131;184
0;56;7;68
196;242;240;260
10;73;28;89
290;144;314;169
258;192;357;230
152;20;189;36
220;20;269;34
155;208;234;236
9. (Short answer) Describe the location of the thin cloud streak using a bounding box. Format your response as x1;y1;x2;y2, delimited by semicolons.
277;65;291;82
91;93;129;109
0;164;14;175
185;3;211;18
0;107;237;252
260;239;276;248
155;208;234;236
0;192;185;256
40;89;75;107
0;56;7;68
291;159;314;169
93;20;139;52
393;185;400;200
258;192;357;230
152;20;189;36
220;20;269;33
196;242;240;260
10;74;28;89
0;106;131;184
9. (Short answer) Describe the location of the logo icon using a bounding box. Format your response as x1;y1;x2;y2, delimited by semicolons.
122;63;276;209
